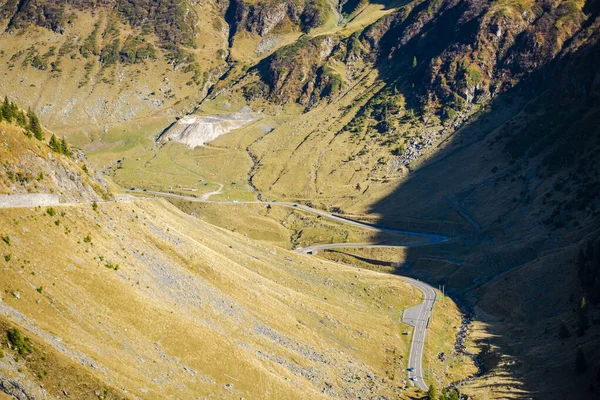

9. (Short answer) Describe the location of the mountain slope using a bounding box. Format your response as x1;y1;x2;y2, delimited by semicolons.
0;113;109;202
0;196;471;399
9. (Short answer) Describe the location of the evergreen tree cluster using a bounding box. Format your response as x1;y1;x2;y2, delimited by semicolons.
425;384;461;400
576;238;600;304
49;134;71;156
0;95;44;140
1;94;72;157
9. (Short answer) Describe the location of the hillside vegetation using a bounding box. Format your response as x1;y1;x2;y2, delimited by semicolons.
0;98;109;201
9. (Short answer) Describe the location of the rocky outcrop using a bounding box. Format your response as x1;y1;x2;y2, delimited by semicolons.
225;0;330;44
252;35;342;108
0;122;110;202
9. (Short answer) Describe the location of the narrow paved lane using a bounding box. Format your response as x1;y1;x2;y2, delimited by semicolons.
128;189;449;245
401;277;437;390
129;188;442;390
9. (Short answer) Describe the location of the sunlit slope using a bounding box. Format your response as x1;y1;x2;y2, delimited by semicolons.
0;198;439;399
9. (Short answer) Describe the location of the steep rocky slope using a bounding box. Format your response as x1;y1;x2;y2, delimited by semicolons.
231;0;599;207
0;112;109;202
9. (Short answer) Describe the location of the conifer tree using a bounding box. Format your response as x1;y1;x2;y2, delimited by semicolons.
60;137;71;156
427;384;438;400
49;134;63;154
1;96;11;121
27;108;43;140
576;347;587;373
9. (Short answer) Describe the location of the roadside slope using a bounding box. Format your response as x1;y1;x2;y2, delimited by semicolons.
0;119;110;202
0;198;450;399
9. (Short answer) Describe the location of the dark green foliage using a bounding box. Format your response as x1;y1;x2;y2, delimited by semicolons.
105;262;119;270
49;134;61;153
27;108;44;140
576;347;587;373
100;39;121;66
3;0;197;60
439;388;460;400
182;63;203;85
163;46;195;65
14;107;27;130
46;207;56;217
558;321;570;339
1;96;13;121
272;36;310;61
30;55;46;70
83;235;92;243
116;0;198;48
7;328;33;355
1;235;10;246
119;35;157;64
243;82;268;101
577;297;589;336
92;201;98;212
427;384;437;400
49;134;71;156
60;137;70;156
300;0;330;32
80;22;100;58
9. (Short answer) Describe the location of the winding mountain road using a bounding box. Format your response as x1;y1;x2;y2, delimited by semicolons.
401;277;437;390
128;188;446;390
2;187;447;391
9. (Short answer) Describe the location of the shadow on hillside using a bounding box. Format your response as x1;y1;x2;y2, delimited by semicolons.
361;25;600;396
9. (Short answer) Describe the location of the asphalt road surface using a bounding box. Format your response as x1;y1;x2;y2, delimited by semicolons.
401;277;437;390
128;189;449;245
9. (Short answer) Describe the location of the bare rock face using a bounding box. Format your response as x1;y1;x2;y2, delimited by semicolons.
158;108;259;149
225;0;328;41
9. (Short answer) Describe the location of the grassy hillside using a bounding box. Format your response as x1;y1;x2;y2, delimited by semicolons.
0;198;472;398
0;0;229;142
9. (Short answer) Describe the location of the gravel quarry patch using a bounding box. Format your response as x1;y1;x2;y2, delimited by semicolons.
158;108;260;149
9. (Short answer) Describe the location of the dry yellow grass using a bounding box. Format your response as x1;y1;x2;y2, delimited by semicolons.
0;7;228;143
0;121;108;201
0;198;467;399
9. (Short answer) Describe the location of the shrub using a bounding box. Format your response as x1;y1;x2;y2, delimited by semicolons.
575;347;587;373
1;235;10;246
105;262;119;271
92;201;98;212
27;108;43;140
46;207;56;217
83;235;92;243
7;328;33;355
558;321;570;339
